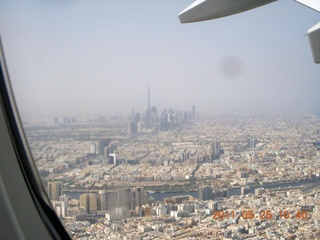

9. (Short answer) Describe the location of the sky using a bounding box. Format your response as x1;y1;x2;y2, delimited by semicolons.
0;0;319;119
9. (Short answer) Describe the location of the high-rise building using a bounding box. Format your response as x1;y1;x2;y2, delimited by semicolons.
160;112;169;132
98;190;108;211
104;146;112;159
171;195;190;204
105;190;119;210
47;181;62;201
248;137;257;149
90;142;96;154
210;141;221;160
133;187;147;208
88;194;97;215
129;121;138;135
129;112;143;135
144;86;154;129
119;188;134;210
207;200;218;210
79;194;88;212
192;105;196;119
51;201;66;218
255;188;264;196
98;187;146;211
59;195;70;217
137;121;142;133
98;139;110;155
109;153;117;165
80;193;97;215
168;110;175;130
148;86;150;111
151;106;157;116
198;186;214;200
241;186;250;196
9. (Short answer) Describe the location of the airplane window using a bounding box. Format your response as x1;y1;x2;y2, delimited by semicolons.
1;0;320;239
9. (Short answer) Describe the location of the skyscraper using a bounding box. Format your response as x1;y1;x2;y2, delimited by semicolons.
210;141;221;160
97;188;141;210
129;121;138;135
51;201;66;218
160;111;169;132
88;194;97;215
47;181;62;201
90;142;96;154
59;195;70;217
133;187;147;208
192;105;196;119
148;86;150;115
80;193;97;215
79;194;88;211
119;188;134;210
248;137;257;149
98;139;110;155
241;186;250;196
198;186;214;200
145;86;153;129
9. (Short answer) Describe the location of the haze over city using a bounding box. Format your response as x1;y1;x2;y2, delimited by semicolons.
0;0;319;119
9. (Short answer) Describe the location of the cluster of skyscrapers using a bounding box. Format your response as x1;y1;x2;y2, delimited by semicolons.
80;187;147;214
90;139;117;164
129;88;197;134
198;186;229;200
47;181;148;221
54;117;77;124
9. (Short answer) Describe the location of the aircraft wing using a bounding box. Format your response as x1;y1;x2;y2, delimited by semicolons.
179;0;320;64
178;0;277;23
295;1;320;63
295;0;320;12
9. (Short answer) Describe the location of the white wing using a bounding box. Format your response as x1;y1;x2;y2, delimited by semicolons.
295;1;320;63
178;0;276;23
179;0;320;64
295;0;320;12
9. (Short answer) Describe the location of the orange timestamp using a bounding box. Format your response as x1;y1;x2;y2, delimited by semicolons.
212;210;308;220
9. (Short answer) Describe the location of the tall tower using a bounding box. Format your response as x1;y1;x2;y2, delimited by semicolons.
80;193;97;215
133;187;147;208
148;86;151;114
88;194;97;214
90;142;96;154
109;153;117;165
98;190;107;211
80;194;88;212
198;186;213;200
47;181;62;201
145;86;152;128
248;137;257;149
210;141;221;160
59;195;70;217
192;105;196;119
119;188;134;210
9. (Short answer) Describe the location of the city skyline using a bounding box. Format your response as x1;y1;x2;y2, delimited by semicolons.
26;111;320;239
1;2;320;238
0;1;319;119
29;86;200;124
18;83;320;123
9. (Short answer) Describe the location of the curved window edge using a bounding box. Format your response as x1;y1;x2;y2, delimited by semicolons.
0;37;71;240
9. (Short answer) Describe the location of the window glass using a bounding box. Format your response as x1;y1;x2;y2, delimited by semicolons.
1;1;320;239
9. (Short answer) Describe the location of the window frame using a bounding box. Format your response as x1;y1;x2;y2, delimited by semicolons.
0;37;71;240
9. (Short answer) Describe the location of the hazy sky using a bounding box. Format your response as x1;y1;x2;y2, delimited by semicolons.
0;0;319;119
